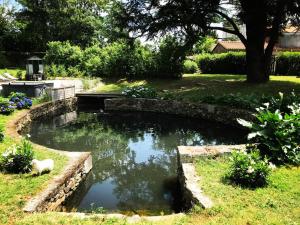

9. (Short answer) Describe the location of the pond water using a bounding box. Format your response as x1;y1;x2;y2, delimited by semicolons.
26;110;246;215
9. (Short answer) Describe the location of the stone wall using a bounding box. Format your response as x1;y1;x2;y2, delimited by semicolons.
105;98;254;127
177;145;246;209
6;97;93;213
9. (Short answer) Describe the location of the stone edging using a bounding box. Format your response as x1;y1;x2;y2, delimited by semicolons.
104;98;254;127
177;145;246;209
5;98;93;213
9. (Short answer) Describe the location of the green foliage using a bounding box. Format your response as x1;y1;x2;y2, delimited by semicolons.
122;85;157;98
16;70;23;80
238;94;300;165
193;36;216;54
276;52;300;76
195;52;246;74
183;60;198;74
9;92;32;109
0;139;34;174
45;41;83;68
45;39;183;78
226;148;272;188
0;98;15;115
155;36;184;78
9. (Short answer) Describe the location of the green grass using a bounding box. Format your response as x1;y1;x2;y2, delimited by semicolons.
190;156;300;225
96;74;300;102
0;110;68;224
0;68;25;77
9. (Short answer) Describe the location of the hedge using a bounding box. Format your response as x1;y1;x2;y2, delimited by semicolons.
195;52;246;74
276;52;300;76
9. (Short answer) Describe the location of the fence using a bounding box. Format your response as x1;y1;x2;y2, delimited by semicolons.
46;85;75;101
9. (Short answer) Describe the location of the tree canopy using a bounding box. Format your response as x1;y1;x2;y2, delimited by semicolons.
122;0;300;82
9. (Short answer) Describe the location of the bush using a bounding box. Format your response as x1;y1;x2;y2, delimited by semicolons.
226;148;272;188
0;139;34;174
238;94;300;165
195;52;246;74
0;98;15;115
122;85;157;98
9;92;32;109
183;60;198;74
45;41;83;68
276;52;300;76
155;36;185;78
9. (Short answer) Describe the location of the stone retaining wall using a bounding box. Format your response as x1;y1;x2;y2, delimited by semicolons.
177;145;246;209
105;98;254;127
6;97;93;213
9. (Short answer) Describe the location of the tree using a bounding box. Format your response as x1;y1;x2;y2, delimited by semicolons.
11;0;106;51
122;0;300;83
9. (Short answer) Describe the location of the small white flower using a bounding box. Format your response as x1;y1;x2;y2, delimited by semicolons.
247;166;255;174
26;134;31;138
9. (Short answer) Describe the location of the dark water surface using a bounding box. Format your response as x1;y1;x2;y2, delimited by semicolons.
27;110;246;215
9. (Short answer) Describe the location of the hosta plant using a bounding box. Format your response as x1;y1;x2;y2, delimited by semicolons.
226;147;273;188
238;96;300;165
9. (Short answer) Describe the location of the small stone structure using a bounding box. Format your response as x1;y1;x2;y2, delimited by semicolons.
177;145;246;209
105;98;254;127
6;97;93;213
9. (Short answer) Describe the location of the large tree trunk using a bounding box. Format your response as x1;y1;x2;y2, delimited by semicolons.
242;0;270;83
245;44;270;83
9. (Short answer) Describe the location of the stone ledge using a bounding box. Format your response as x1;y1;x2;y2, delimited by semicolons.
5;98;93;213
177;144;246;209
178;144;245;163
105;98;254;127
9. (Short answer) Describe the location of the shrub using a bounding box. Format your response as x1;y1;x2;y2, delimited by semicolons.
238;94;300;165
9;92;32;109
276;52;300;76
195;52;246;74
183;60;198;74
155;36;185;78
192;36;216;54
16;70;23;80
0;139;34;174
0;98;15;115
226;148;272;188
122;85;157;98
45;41;83;68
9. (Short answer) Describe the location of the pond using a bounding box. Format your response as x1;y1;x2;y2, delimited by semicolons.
26;110;246;215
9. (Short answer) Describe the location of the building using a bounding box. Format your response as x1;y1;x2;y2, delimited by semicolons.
212;27;300;54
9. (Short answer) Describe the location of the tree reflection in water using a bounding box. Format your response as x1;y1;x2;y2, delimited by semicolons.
28;111;246;215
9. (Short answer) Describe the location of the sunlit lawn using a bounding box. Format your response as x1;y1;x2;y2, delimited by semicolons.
96;74;300;102
0;111;68;224
190;156;300;225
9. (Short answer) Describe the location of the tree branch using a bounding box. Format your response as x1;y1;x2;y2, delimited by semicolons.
212;9;247;46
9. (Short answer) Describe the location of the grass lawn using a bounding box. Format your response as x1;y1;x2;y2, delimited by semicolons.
0;68;25;77
96;74;300;102
190;156;300;225
0;111;68;224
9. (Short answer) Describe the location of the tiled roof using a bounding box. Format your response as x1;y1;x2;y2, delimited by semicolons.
215;41;300;52
217;41;246;50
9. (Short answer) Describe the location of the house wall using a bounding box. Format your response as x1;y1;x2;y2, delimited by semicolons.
278;33;300;48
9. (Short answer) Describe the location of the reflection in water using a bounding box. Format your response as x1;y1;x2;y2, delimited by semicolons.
28;111;246;215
